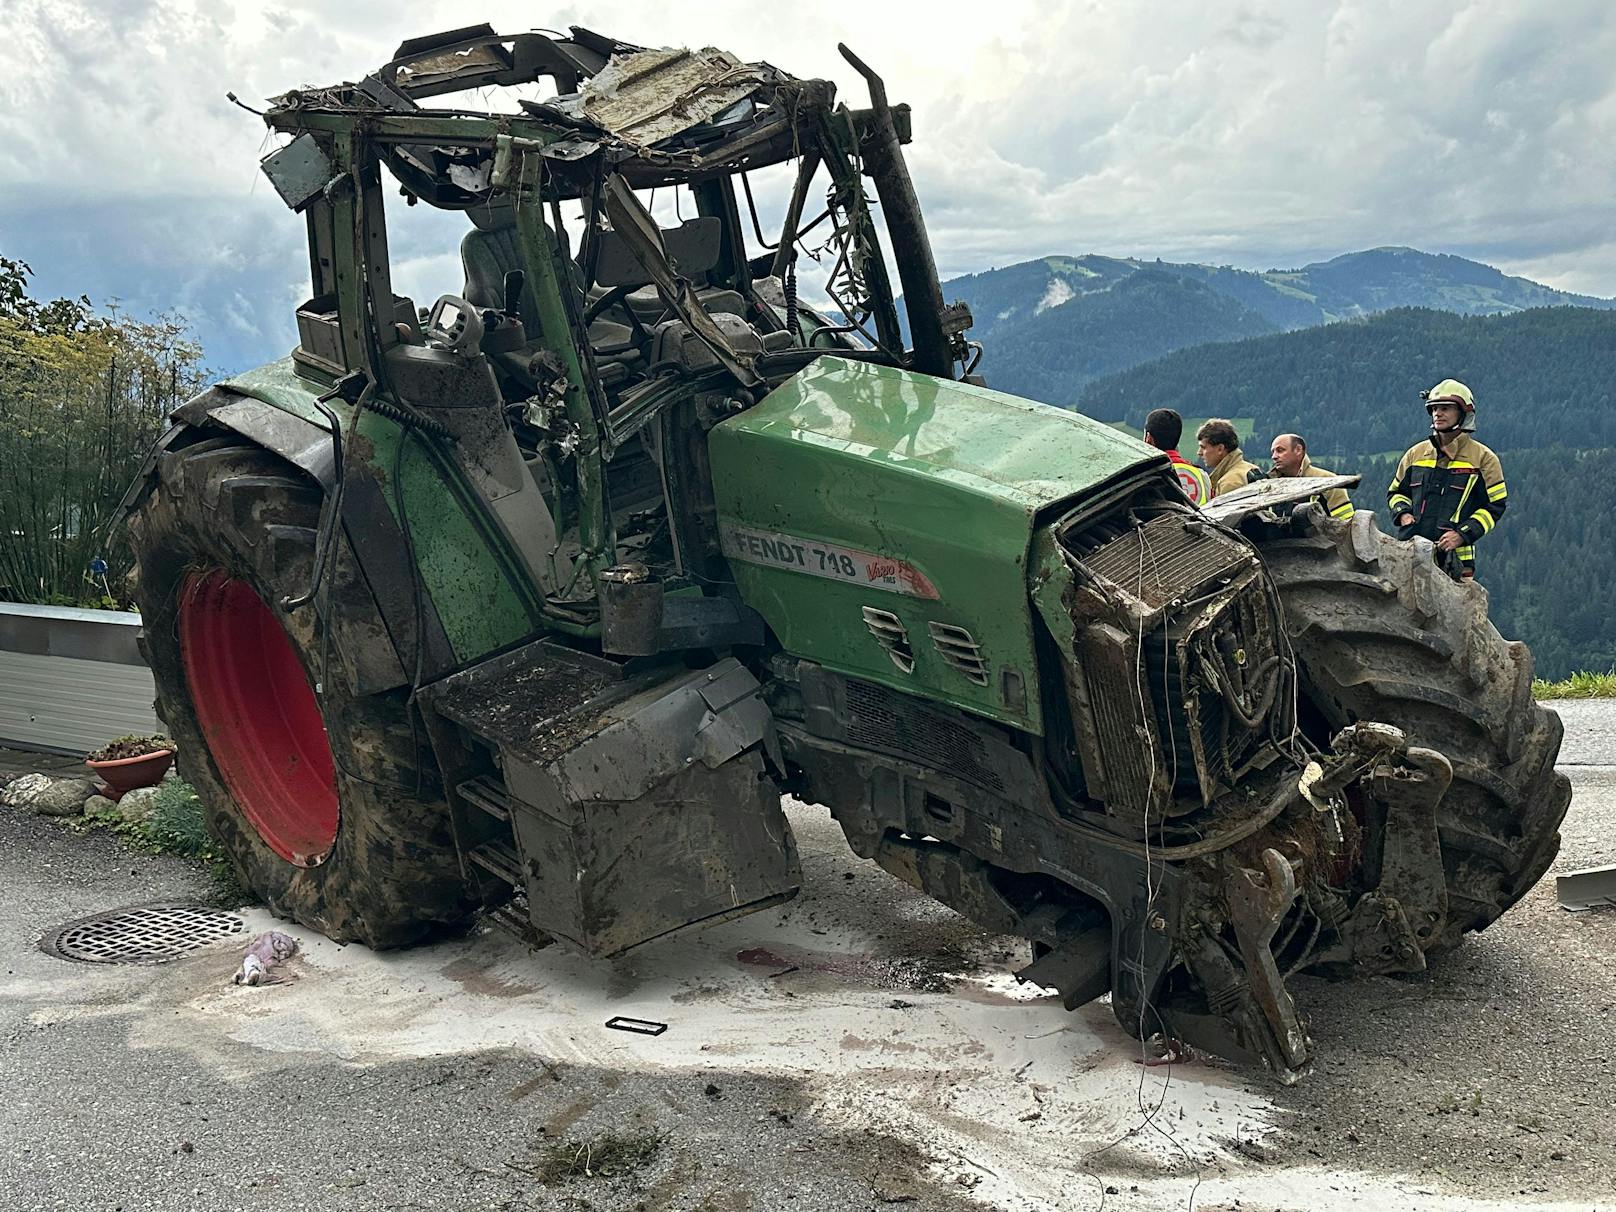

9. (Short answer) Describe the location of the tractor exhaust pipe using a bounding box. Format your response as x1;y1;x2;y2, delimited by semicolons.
838;44;954;379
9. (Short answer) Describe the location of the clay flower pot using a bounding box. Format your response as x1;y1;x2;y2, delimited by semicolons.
85;749;175;800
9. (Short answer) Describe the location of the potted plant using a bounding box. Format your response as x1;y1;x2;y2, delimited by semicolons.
85;734;176;800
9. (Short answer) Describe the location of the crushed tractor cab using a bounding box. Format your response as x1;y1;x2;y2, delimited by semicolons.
124;25;1569;1080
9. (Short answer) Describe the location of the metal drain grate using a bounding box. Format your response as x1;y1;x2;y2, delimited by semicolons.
41;904;247;965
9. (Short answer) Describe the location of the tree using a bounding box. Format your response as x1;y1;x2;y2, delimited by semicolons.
0;257;207;605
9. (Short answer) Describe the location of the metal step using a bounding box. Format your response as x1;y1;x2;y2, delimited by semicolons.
468;840;523;888
486;900;553;951
458;773;513;823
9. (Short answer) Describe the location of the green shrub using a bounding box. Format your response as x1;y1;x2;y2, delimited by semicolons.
142;778;209;858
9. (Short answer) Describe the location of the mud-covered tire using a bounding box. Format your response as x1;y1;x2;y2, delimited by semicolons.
125;429;475;948
1259;509;1571;950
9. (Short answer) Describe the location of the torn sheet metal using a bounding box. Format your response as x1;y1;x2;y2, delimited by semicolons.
581;47;764;146
1557;864;1616;912
260;134;335;210
1201;473;1360;525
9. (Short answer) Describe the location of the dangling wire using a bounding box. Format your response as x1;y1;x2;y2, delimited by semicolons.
783;255;799;344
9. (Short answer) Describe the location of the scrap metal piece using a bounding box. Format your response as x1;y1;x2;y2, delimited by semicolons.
1366;745;1453;950
260;133;336;212
1335;892;1425;975
1201;474;1360;526
1300;722;1408;808
1557;864;1616;912
1225;848;1311;1077
581;47;764;146
604;1016;668;1036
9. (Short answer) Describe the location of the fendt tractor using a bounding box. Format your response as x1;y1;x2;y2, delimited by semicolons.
124;26;1570;1079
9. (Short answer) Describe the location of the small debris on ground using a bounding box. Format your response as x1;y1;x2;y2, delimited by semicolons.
520;1130;666;1185
234;930;298;986
873;1180;917;1203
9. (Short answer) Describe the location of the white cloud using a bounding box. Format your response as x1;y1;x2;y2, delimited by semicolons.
4;0;1616;369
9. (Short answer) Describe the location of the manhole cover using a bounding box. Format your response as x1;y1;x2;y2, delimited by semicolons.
41;904;247;965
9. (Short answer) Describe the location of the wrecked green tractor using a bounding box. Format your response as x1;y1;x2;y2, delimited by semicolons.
124;26;1569;1080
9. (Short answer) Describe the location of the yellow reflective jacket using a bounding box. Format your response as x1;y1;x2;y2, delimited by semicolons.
1293;457;1355;520
1387;433;1507;567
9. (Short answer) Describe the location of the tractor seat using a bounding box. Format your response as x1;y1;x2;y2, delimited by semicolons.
462;223;644;373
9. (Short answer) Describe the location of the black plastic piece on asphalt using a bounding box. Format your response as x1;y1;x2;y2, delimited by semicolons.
604;1016;668;1036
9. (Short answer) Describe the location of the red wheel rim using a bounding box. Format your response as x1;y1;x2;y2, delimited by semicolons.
179;571;339;866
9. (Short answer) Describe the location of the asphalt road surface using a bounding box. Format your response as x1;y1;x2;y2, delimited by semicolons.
2;703;1614;1212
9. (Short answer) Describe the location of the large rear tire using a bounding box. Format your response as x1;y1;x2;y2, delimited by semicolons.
126;429;475;948
1260;510;1570;949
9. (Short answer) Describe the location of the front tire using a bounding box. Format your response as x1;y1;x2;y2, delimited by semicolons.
1260;509;1570;949
126;430;474;947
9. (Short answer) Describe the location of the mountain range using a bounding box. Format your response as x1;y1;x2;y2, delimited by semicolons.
934;247;1616;406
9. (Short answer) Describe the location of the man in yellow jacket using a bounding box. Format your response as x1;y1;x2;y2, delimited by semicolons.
1269;433;1354;519
1386;379;1507;580
1196;418;1261;498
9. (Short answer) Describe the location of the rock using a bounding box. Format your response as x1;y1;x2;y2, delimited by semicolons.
2;772;53;808
2;773;96;816
116;785;164;825
84;794;120;821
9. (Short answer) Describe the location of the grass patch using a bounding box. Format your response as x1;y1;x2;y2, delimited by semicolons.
528;1131;666;1185
1534;670;1616;700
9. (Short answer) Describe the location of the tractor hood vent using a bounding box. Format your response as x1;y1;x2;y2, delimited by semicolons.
862;607;914;673
928;622;989;685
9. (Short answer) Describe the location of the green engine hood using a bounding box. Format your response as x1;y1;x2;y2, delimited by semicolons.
709;355;1161;732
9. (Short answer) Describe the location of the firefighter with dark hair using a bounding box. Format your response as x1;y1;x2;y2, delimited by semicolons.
1143;407;1212;506
1387;379;1507;580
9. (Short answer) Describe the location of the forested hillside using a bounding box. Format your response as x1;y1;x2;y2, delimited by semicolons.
1077;307;1616;460
1074;306;1616;680
976;272;1276;404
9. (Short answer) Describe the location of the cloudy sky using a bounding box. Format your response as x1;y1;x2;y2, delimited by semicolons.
4;0;1615;373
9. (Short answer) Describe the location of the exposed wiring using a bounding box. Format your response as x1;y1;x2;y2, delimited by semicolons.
1080;516;1203;1212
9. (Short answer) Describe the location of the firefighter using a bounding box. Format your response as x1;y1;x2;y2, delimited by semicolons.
1144;408;1212;506
1196;418;1260;498
1269;433;1354;519
1387;379;1507;580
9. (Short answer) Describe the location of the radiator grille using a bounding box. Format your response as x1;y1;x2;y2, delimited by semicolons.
844;678;1004;792
1078;628;1158;814
1082;514;1249;608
